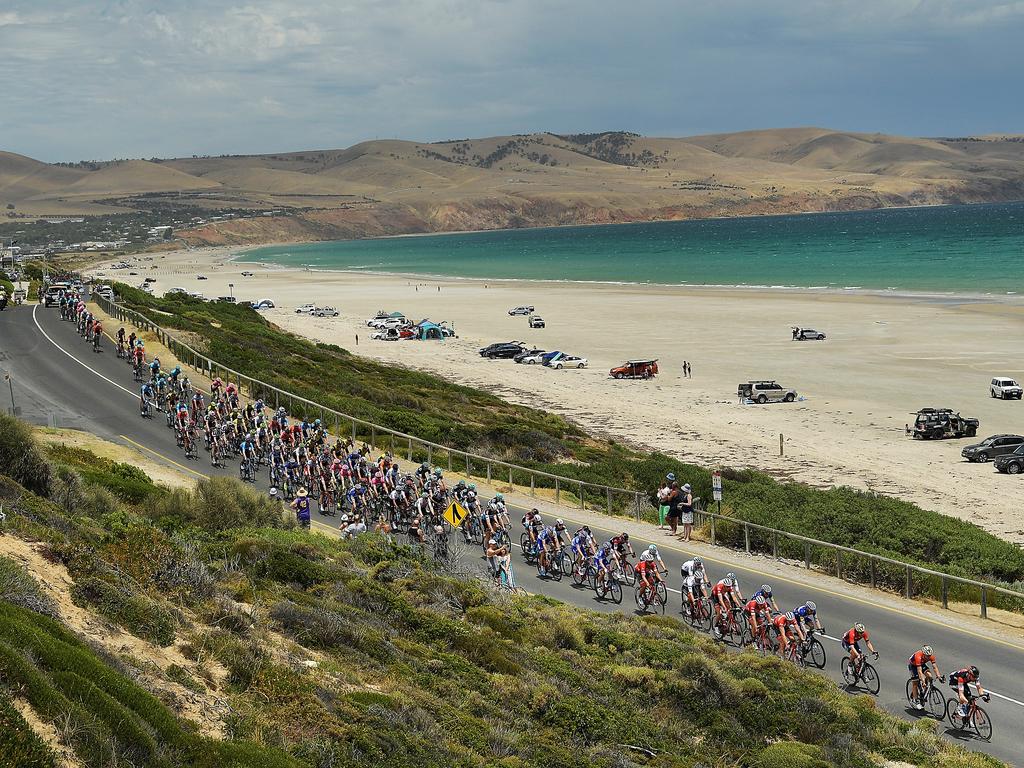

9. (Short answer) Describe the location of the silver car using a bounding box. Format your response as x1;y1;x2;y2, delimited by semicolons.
738;380;798;403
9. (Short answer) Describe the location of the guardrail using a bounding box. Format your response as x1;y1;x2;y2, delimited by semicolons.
94;293;1024;619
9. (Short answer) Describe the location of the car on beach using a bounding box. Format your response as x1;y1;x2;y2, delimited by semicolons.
314;306;339;317
990;377;1023;400
910;408;979;439
295;303;317;314
548;353;588;370
994;444;1024;474
792;328;826;341
610;360;659;379
241;271;254;277
480;341;526;359
528;315;545;328
738;380;797;403
371;327;406;341
961;434;1024;463
196;275;207;280
515;349;547;364
508;305;534;316
216;296;236;303
167;287;188;295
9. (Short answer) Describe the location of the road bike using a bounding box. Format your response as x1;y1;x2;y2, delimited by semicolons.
140;399;152;419
239;457;256;483
681;590;714;632
800;630;827;669
634;578;667;614
945;695;992;741
713;606;745;646
593;570;622;604
905;675;946;719
536;544;564;581
741;615;774;654
841;653;881;695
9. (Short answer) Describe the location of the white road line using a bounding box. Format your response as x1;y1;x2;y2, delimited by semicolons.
983;689;1024;708
31;306;137;400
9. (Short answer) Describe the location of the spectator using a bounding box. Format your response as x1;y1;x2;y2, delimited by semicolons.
342;514;367;539
664;481;680;535
290;487;311;530
678;483;694;542
657;474;674;529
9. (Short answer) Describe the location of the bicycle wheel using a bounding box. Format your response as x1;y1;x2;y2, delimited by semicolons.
655;580;667;607
519;533;533;562
972;706;992;741
548;556;563;582
572;559;587;586
695;598;713;632
621;561;635;586
652;590;665;615
807;637;826;669
861;662;880;695
841;659;857;688
609;579;622;605
634;584;647;611
946;699;964;729
925;685;946;720
558;551;573;578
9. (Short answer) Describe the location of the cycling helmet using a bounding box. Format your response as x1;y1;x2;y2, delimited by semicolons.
583;526;591;534
804;600;816;613
726;572;736;581
455;480;465;487
495;493;504;501
754;595;767;606
785;611;795;621
854;622;866;633
277;406;286;415
922;645;933;656
692;556;702;566
434;468;442;476
314;419;321;426
468;483;476;490
760;584;772;595
421;462;429;469
648;544;658;555
620;532;629;541
556;519;564;526
421;491;429;498
970;665;979;678
601;543;611;554
723;577;735;588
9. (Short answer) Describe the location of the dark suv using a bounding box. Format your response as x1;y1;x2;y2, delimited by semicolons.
480;341;525;359
995;444;1024;474
961;434;1024;463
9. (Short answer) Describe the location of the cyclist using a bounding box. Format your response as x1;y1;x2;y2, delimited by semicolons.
536;524;560;577
752;584;779;613
609;531;634;563
167;364;181;388
415;462;431;489
680;556;707;613
908;645;943;711
743;594;772;647
772;611;806;658
592;542;614;590
523;507;543;546
842;623;878;669
949;665;987;719
238;433;258;473
149;356;161;382
793;600;823;637
711;572;744;637
570;526;593;574
139;381;156;415
635;547;661;604
553;518;571;549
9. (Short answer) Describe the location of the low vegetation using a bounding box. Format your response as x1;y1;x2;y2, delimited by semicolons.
0;422;1005;767
107;289;1024;597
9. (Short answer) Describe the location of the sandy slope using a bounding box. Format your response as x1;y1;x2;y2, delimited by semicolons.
90;248;1024;544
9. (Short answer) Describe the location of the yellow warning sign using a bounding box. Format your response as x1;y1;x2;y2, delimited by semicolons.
443;501;469;528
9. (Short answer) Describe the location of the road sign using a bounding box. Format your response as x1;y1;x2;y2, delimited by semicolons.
443;501;469;528
712;470;722;502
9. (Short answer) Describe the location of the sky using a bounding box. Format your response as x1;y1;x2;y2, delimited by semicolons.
2;0;1023;162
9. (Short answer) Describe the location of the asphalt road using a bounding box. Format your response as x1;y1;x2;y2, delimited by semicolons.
2;302;1022;765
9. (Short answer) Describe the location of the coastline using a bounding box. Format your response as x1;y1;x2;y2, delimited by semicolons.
90;245;1024;544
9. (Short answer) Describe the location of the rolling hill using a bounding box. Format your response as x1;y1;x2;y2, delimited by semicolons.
3;128;1023;243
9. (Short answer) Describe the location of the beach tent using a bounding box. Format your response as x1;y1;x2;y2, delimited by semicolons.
413;320;447;340
541;351;563;365
388;311;405;319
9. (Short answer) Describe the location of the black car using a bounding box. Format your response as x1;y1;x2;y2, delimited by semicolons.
994;444;1024;474
961;434;1024;463
480;341;525;359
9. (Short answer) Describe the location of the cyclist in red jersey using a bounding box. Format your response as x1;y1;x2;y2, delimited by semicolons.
949;665;987;719
842;623;878;666
772;611;806;657
743;594;772;646
908;645;943;710
711;573;744;636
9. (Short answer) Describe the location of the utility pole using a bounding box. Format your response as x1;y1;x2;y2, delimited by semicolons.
4;372;14;416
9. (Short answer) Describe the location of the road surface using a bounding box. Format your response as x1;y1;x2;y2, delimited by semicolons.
1;301;1021;765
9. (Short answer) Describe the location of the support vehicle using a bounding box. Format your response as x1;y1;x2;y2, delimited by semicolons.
738;380;797;403
910;408;979;440
610;360;659;379
990;377;1023;400
961;434;1024;462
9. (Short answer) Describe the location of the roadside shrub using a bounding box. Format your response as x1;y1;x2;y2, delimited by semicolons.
71;576;176;646
0;556;59;618
0;696;57;768
152;476;284;531
0;414;51;496
754;741;829;768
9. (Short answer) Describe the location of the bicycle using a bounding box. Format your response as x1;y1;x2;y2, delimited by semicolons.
714;606;745;646
742;616;773;654
519;532;538;564
536;544;564;581
800;629;827;669
593;570;623;604
634;577;667;614
239;457;256;483
841;653;881;695
945;695;992;741
140;399;152;419
906;675;946;719
681;590;714;632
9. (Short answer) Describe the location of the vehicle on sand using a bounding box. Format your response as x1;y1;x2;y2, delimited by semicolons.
610;360;659;379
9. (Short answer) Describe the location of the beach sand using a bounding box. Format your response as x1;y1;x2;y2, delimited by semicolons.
92;247;1024;543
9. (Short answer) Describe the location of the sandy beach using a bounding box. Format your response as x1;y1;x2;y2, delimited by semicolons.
91;247;1024;543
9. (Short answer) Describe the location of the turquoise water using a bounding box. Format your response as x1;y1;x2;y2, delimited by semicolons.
243;202;1024;294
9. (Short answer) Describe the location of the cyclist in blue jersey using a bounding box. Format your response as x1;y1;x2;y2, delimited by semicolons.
167;365;181;387
536;525;560;577
752;584;779;613
139;382;155;415
793;601;823;635
592;543;614;589
149;357;161;382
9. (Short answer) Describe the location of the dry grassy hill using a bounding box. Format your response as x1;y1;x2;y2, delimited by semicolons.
3;128;1023;242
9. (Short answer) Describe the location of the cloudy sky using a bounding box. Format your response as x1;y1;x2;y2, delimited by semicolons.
3;0;1023;161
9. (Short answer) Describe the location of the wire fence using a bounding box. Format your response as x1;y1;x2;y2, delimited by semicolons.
95;293;1024;619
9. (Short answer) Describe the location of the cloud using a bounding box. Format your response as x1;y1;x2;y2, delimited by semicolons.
1;0;1022;161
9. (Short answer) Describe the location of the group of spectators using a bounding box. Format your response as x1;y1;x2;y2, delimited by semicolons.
656;473;695;541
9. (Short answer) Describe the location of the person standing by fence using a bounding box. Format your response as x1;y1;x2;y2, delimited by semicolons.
678;482;694;542
657;474;674;529
664;481;680;535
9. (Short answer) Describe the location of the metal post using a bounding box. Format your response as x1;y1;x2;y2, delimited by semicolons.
804;542;810;569
555;478;560;504
835;549;842;579
941;576;948;610
905;566;912;599
869;558;876;589
744;523;750;553
606;488;612;515
980;587;987;619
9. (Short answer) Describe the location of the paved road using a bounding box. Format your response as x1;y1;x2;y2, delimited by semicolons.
2;302;1022;765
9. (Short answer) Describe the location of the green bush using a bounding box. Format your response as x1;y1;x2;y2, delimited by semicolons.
0;555;58;618
70;576;177;646
0;413;51;496
46;444;157;504
0;696;57;768
151;476;285;531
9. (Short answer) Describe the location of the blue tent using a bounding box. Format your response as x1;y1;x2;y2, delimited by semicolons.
414;320;446;340
541;351;563;366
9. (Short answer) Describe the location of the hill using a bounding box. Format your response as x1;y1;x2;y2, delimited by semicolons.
3;128;1024;242
0;414;1004;768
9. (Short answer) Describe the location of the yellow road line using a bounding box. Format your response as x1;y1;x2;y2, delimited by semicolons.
553;509;1024;654
118;435;209;479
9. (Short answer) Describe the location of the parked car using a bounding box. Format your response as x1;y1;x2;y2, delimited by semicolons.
196;275;207;280
910;408;979;440
241;271;254;277
508;305;534;316
481;342;526;359
738;380;797;403
515;349;547;364
528;315;545;328
250;299;275;309
167;287;188;295
990;377;1023;400
372;327;405;341
549;354;587;370
367;311;406;327
295;303;317;314
610;359;659;379
144;277;157;284
792;327;826;341
216;296;236;303
994;444;1024;474
314;306;339;317
961;434;1024;463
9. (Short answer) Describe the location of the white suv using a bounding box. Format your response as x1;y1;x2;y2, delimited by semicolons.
991;377;1023;400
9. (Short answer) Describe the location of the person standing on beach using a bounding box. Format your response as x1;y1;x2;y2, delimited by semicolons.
678;483;694;542
664;481;680;535
686;361;692;378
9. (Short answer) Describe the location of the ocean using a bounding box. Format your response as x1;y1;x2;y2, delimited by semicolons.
242;201;1024;295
